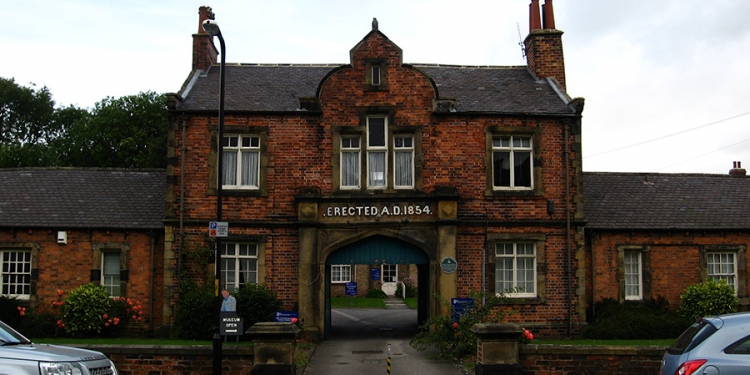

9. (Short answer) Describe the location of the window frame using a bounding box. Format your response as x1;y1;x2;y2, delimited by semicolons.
494;242;537;298
364;59;388;91
484;127;542;197
332;115;422;192
491;135;533;190
393;135;414;189
221;134;261;190
700;245;746;298
331;264;352;283
1;249;32;299
367;116;388;189
221;242;260;293
616;245;650;302
624;251;642;300
209;125;268;197
101;251;121;297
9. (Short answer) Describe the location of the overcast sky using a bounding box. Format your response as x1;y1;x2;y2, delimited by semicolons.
3;0;750;175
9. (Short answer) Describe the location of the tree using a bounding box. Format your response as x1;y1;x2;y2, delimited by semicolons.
0;78;59;167
60;92;169;168
0;76;169;169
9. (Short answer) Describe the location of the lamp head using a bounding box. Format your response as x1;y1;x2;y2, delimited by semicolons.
202;19;222;36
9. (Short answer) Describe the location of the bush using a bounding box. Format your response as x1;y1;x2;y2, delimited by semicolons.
0;295;23;330
365;289;388;298
235;283;283;327
410;292;509;361
580;297;691;339
172;282;216;340
679;279;738;321
60;284;112;337
18;312;59;339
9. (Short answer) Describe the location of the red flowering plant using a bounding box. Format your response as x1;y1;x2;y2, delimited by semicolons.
520;328;534;344
60;283;145;337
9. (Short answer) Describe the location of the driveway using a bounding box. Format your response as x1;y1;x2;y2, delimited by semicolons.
302;301;466;375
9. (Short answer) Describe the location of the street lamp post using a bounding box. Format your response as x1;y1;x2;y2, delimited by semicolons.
202;18;225;375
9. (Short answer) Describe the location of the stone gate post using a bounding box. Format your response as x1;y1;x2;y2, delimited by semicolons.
470;323;523;375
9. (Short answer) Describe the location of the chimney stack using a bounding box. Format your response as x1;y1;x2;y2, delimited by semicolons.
192;6;218;71
729;161;747;176
524;0;567;90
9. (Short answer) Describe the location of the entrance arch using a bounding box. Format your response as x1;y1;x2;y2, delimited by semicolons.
324;235;431;339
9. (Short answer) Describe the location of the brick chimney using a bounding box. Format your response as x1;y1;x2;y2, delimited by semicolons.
524;0;566;90
192;6;218;71
729;161;747;176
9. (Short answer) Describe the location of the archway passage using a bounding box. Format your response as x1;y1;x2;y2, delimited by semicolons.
324;235;431;339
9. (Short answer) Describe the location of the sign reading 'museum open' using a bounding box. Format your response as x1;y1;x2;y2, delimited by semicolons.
323;204;433;218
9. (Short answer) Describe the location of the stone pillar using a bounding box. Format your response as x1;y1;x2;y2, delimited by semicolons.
246;322;301;375
470;323;522;375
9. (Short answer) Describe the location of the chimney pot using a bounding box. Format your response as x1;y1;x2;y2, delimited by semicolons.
542;0;556;29
729;161;746;176
529;0;542;32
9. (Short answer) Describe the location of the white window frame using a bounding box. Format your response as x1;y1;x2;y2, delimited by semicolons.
340;137;361;189
331;265;352;283
1;250;31;299
491;136;533;190
394;135;414;189
624;251;642;300
381;264;398;283
102;252;121;297
495;242;537;298
707;252;737;294
222;134;261;190
221;243;259;293
367;116;388;189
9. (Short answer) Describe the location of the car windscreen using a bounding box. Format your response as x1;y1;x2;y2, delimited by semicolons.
667;320;718;355
0;321;30;344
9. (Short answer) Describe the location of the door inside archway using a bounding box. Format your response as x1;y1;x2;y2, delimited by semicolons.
324;235;431;339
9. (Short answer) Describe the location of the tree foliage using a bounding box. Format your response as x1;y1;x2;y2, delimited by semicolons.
0;77;169;168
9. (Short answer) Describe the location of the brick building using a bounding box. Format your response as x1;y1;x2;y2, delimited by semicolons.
165;0;585;340
0;168;165;333
583;166;750;312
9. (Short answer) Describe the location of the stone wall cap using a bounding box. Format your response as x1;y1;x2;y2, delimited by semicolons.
470;323;522;334
246;322;301;338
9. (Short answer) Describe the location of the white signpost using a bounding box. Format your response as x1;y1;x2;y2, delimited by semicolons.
209;221;228;237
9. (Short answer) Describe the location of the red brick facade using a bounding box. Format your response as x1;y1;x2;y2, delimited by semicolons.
165;0;585;340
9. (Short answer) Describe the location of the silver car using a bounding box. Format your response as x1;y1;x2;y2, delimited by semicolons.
661;312;750;375
0;320;118;375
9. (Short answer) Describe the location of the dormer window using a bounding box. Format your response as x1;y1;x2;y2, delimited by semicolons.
364;59;388;91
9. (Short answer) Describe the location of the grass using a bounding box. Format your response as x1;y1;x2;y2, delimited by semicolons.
403;298;418;309
331;297;387;308
532;339;673;346
32;337;253;346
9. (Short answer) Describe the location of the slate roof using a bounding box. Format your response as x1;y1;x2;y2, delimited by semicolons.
583;172;750;230
176;63;575;115
0;168;165;229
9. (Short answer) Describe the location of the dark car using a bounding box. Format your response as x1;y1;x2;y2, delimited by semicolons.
661;312;750;375
0;320;117;375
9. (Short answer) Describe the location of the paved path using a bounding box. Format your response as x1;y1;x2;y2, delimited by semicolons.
302;297;466;375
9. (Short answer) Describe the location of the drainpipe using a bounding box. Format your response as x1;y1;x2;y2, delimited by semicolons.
178;117;187;288
564;122;572;337
149;230;156;333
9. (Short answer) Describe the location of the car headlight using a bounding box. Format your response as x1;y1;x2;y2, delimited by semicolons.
39;362;83;375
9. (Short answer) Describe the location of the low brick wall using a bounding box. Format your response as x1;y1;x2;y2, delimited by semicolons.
519;344;666;374
71;343;666;374
74;344;254;375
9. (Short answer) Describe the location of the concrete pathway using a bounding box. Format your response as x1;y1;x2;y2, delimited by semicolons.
301;302;466;375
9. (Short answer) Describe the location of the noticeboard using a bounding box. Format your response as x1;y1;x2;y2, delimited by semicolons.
345;282;358;296
451;298;475;323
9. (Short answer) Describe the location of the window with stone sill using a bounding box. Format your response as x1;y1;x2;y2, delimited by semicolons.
102;251;121;297
1;249;31;299
333;117;421;192
702;247;745;296
331;265;352;283
221;243;259;293
209;126;268;196
485;127;542;196
617;245;650;302
364;59;388;91
486;234;546;301
91;244;128;297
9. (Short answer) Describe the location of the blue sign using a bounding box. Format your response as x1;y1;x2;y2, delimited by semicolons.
345;282;358;296
451;298;475;323
371;268;381;281
274;310;299;323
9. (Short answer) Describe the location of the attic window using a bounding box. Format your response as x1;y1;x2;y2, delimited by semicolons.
364;59;388;92
372;65;381;85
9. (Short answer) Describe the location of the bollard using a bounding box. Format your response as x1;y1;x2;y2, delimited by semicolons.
386;343;391;375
